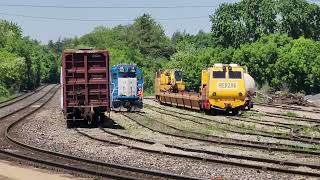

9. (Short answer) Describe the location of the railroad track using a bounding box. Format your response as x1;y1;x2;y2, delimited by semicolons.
147;98;319;130
0;84;48;109
128;108;320;155
146;105;320;145
85;113;320;177
252;109;320;124
255;103;320;114
0;85;52;120
147;98;320;124
240;111;317;129
1;85;199;180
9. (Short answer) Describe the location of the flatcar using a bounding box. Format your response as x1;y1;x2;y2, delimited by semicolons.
155;64;255;114
110;64;143;111
61;49;110;128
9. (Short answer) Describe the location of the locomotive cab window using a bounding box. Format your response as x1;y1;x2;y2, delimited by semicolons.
212;71;226;78
228;71;242;79
175;71;183;81
119;72;136;78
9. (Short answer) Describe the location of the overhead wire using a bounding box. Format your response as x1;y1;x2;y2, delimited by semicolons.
0;4;219;9
0;12;209;22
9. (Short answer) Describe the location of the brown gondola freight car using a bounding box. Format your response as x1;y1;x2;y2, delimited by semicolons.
61;49;110;128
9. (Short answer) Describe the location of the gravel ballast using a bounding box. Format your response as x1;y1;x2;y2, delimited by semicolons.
12;91;318;179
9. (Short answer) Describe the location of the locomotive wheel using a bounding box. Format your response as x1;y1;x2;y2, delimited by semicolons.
231;110;239;116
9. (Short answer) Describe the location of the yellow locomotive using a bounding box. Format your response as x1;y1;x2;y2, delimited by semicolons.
155;64;254;114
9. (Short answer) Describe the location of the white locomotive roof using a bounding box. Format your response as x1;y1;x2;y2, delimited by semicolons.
213;63;223;67
213;63;240;67
229;63;239;67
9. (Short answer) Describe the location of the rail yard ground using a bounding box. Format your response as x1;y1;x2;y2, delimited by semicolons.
1;87;318;179
0;160;79;180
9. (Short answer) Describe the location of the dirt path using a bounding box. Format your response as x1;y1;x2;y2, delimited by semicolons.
0;160;82;180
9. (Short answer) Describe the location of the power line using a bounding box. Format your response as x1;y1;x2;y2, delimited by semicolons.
0;4;219;9
0;12;209;22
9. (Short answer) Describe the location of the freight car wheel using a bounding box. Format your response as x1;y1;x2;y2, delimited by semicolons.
204;109;216;115
97;115;105;127
66;120;74;129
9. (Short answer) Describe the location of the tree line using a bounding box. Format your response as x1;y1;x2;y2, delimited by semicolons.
1;0;319;99
49;0;320;94
0;20;59;98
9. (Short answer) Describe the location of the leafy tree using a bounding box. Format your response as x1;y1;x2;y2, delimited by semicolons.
210;2;248;47
0;19;59;98
210;0;320;47
278;0;320;40
128;14;174;59
273;37;320;93
232;34;292;86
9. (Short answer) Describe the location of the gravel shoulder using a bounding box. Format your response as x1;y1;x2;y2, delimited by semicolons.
10;92;318;179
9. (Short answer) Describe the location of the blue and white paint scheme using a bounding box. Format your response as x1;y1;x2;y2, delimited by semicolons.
110;64;143;111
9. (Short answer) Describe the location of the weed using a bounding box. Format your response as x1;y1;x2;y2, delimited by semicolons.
199;124;224;136
311;144;320;151
0;94;15;103
285;111;298;117
247;124;256;130
241;111;264;118
256;135;261;141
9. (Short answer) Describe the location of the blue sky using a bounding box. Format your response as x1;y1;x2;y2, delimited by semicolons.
0;0;239;43
0;0;317;43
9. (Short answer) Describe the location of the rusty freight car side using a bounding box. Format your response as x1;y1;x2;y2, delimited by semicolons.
61;49;110;128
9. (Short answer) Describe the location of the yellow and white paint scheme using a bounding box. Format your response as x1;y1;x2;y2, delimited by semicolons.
155;64;253;114
201;64;246;110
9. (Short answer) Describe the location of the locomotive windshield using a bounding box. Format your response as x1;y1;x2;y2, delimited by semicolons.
213;71;226;78
119;72;136;78
175;71;183;81
228;71;242;79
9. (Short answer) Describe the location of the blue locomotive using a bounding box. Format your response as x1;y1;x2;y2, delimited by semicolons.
110;64;144;111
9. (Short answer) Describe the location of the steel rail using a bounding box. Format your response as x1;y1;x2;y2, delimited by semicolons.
2;86;141;179
148;100;319;131
124;112;320;155
0;84;48;109
3;86;199;180
255;103;320;114
0;85;54;120
251;109;320;124
100;114;320;177
99;127;320;169
146;105;320;145
148;98;320;123
238;112;317;128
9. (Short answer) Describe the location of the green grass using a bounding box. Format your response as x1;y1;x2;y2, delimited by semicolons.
247;124;256;130
0;94;15;103
299;126;320;137
285;111;298;117
241;111;264;118
199;124;224;136
311;144;320;151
